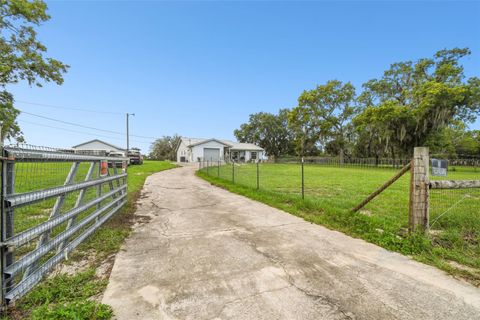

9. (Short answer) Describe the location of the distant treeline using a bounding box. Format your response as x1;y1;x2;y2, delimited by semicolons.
234;48;480;160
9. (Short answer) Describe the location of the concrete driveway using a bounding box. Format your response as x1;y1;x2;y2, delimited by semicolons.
103;166;480;320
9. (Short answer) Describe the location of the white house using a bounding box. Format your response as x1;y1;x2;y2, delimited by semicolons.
72;139;126;156
176;137;265;163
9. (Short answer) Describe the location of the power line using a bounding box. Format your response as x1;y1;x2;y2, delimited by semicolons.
19;110;157;139
18;119;150;145
16;100;125;115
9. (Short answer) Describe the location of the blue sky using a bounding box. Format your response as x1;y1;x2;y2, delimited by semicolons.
8;0;480;152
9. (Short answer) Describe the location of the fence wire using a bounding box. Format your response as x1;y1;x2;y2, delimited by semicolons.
200;155;480;281
201;157;412;231
428;160;480;268
1;144;128;304
202;156;479;232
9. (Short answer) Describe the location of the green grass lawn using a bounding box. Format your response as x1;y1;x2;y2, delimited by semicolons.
199;162;480;285
4;160;177;320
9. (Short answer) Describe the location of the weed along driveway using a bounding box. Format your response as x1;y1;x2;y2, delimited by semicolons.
103;166;480;320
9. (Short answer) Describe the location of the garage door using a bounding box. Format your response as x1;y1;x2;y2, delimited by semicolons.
204;148;220;161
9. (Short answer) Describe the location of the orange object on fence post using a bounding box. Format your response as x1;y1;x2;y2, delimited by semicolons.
100;160;108;177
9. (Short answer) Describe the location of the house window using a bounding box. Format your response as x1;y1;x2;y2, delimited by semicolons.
251;152;257;160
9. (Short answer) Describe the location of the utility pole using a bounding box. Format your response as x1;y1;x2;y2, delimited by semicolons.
126;113;135;155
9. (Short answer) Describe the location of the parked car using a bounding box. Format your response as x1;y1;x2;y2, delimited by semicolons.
128;149;143;165
108;151;127;168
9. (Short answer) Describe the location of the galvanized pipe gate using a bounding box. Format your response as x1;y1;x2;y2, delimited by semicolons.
0;145;128;305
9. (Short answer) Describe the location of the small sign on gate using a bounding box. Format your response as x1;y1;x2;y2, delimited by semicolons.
431;158;448;177
100;160;108;177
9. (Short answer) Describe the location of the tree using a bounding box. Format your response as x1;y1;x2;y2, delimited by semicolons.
353;101;414;160
0;91;21;141
355;48;480;157
292;80;357;159
234;109;295;159
287;105;321;156
425;123;480;158
1;0;68;141
149;135;181;161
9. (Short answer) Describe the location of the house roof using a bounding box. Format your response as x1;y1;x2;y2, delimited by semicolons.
187;138;233;148
72;139;125;151
180;137;264;151
231;143;264;151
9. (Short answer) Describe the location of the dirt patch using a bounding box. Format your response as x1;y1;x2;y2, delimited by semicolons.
95;254;116;279
359;209;372;216
132;214;152;228
50;249;97;277
447;261;480;275
429;229;444;236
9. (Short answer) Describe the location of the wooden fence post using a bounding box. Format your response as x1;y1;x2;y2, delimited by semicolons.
409;147;430;232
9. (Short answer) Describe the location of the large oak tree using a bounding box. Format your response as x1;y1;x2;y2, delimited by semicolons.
289;80;357;158
234;109;295;160
355;48;480;158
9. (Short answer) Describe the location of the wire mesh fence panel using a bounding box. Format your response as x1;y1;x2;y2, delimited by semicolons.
218;163;231;181
258;163;303;196
197;152;480;279
200;157;412;233
428;159;480;271
233;163;257;189
302;158;411;232
0;145;128;305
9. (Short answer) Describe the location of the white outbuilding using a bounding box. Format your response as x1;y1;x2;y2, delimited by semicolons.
72;139;126;156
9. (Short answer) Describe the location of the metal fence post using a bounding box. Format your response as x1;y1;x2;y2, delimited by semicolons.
1;130;10;304
232;161;235;184
217;160;220;178
1;148;14;300
256;161;259;190
409;147;430;232
207;160;209;175
97;161;102;220
301;157;305;200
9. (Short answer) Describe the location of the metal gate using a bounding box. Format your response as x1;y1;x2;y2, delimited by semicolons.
0;145;128;305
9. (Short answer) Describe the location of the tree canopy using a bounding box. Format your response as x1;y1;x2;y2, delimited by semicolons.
149;135;181;161
0;0;68;141
234;109;294;159
234;48;480;160
293;80;357;159
355;48;480;158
